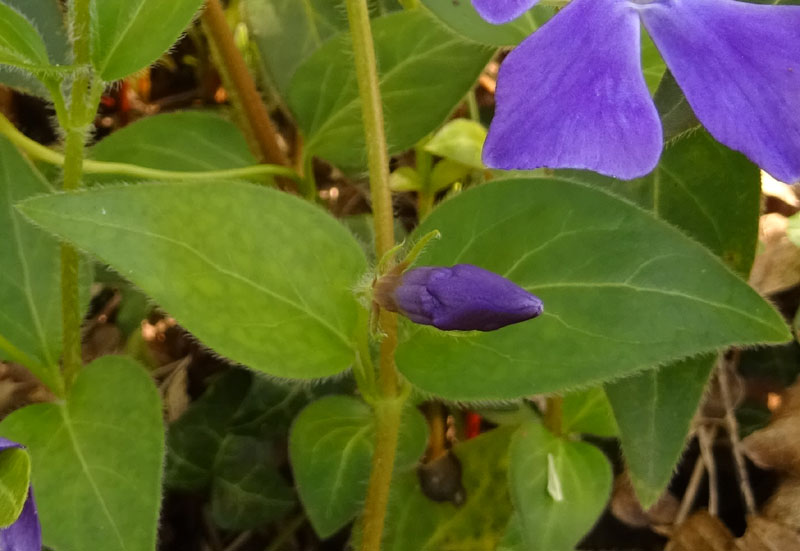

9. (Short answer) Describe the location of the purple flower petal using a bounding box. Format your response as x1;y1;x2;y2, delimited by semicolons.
471;0;539;24
639;0;800;184
392;264;543;331
483;0;662;180
0;488;41;551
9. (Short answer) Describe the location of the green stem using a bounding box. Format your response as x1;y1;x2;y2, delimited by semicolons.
415;139;434;220
344;0;403;549
543;396;563;437
60;0;95;388
0;112;300;183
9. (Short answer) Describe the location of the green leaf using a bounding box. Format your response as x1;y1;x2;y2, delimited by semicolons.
787;212;800;248
210;434;294;531
606;355;713;506
90;0;205;81
420;1;554;46
396;177;789;400
166;369;350;489
0;137;62;392
0;447;30;528
424;119;486;170
562;388;618;438
508;422;612;551
87;111;257;184
379;426;514;551
288;10;493;172
17;181;368;379
0;356;164;551
641;28;665;95
243;0;348;95
389;166;423;192
0;2;49;69
653;71;700;142
0;0;70;97
289;395;427;538
578;129;762;506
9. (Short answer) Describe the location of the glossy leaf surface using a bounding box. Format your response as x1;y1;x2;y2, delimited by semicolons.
396;177;788;400
0;356;163;551
17;181;367;379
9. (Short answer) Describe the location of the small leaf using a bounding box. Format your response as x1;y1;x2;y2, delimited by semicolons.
641;28;665;95
86;111;257;184
210;434;294;531
288;10;493;171
289;396;427;538
0;2;49;69
0;447;30;528
17;181;368;379
420;0;554;46
389;166;423;192
378;426;515;551
0;356;164;551
653;71;700;142
90;0;205;81
509;422;612;551
562;387;618;438
396;177;788;400
424;119;486;170
429;159;472;193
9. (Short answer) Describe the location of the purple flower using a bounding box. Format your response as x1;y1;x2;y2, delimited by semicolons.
375;264;543;331
473;0;800;183
0;438;41;551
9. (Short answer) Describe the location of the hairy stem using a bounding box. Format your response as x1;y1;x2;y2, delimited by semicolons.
201;0;292;180
344;0;402;548
60;0;95;388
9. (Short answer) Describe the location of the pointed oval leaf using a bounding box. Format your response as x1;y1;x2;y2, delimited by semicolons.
424;119;487;171
289;396;427;538
562;387;618;438
584;129;762;507
90;0;204;81
87;111;257;184
396;177;789;400
17;181;368;379
288;10;493;172
0;356;164;551
509;422;612;551
0;447;30;528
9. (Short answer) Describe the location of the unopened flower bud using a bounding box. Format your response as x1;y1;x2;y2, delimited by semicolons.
374;264;543;331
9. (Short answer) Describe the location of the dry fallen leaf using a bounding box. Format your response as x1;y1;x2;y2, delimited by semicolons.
611;471;679;528
761;477;800;533
666;511;735;551
742;379;800;476
749;213;800;295
735;516;800;551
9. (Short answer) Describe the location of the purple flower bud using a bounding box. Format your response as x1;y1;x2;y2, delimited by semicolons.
376;264;543;331
0;438;41;551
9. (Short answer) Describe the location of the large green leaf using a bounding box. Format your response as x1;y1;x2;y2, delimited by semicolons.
0;2;49;69
288;10;493;172
0;446;30;528
508;422;612;551
0;137;63;392
562;388;618;438
575;129;762;506
89;0;204;81
0;356;164;551
242;0;348;95
0;0;70;97
289;395;427;538
396;177;788;400
379;426;514;551
420;0;553;46
17;181;368;379
87;111;257;184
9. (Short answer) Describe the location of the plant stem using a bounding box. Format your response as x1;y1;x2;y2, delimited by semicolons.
344;0;402;549
60;0;95;388
201;0;291;174
543;395;563;436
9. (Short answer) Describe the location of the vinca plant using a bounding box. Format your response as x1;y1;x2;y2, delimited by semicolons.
0;0;797;549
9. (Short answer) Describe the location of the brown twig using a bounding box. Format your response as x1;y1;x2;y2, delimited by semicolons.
717;352;756;515
676;424;719;525
201;0;292;179
697;424;719;516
